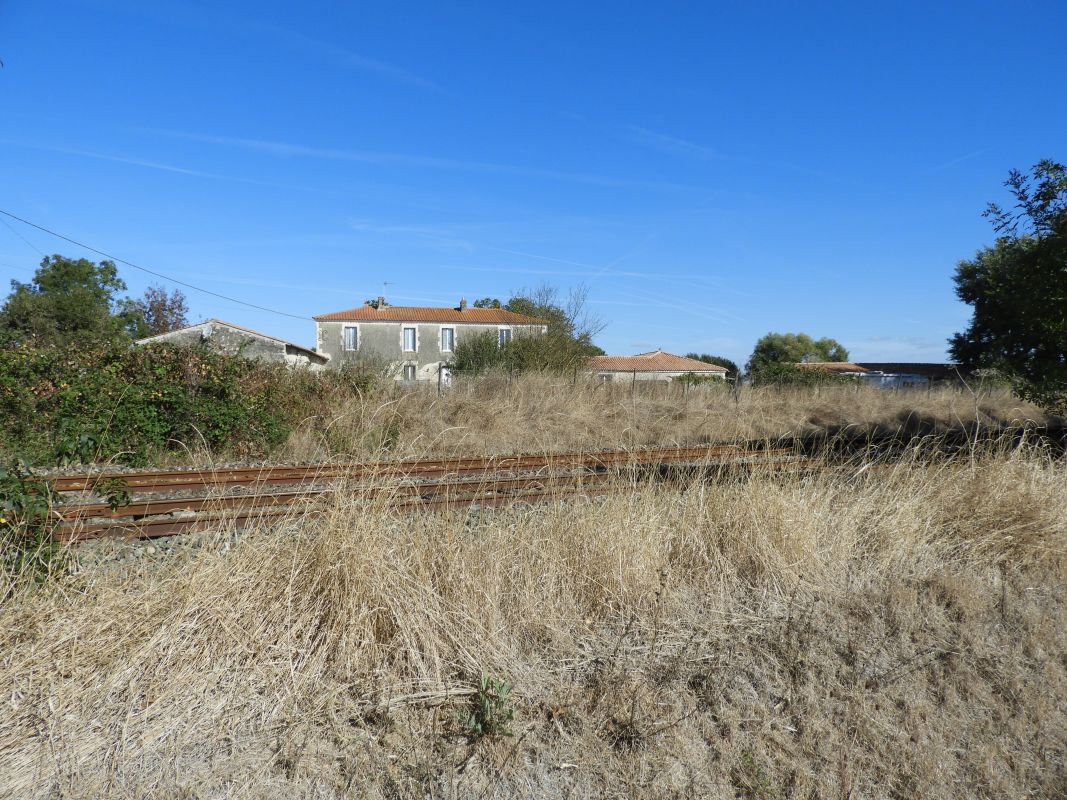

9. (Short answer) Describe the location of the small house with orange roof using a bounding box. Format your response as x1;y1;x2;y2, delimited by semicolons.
586;350;728;382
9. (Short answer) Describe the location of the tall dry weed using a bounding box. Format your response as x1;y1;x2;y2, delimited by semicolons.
1;447;1064;797
279;376;1051;463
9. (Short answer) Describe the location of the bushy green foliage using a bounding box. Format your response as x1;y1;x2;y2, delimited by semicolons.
685;353;739;377
454;285;604;373
746;332;848;376
0;343;377;465
748;363;856;387
950;159;1067;414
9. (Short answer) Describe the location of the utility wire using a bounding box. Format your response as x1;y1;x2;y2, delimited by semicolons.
0;213;47;258
0;208;312;321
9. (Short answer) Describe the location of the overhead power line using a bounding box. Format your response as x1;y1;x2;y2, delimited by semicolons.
0;208;311;321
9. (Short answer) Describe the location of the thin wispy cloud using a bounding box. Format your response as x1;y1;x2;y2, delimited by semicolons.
258;24;445;93
0;139;225;179
624;125;722;161
617;288;742;325
921;150;987;175
0;139;323;193
145;129;701;191
349;219;473;243
95;4;443;94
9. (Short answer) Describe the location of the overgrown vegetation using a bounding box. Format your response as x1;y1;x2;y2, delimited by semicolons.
0;459;63;586
1;445;1064;797
747;362;857;387
0;343;375;465
452;285;604;373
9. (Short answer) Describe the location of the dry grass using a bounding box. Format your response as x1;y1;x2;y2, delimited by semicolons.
278;376;1051;462
1;443;1065;798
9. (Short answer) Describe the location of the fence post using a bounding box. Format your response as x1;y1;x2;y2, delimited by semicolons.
631;369;636;399
438;362;442;396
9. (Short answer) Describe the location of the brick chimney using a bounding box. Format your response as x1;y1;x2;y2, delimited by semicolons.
459;297;467;310
376;295;386;308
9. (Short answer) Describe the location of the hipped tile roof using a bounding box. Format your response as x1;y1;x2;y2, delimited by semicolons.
587;351;728;373
313;304;547;324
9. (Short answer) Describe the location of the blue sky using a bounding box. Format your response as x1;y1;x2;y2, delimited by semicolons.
1;1;1064;363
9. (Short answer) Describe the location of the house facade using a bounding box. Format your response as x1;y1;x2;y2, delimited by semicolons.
313;298;548;380
586;350;729;382
136;319;329;369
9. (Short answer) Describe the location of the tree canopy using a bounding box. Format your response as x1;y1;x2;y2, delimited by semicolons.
745;332;848;375
949;159;1067;412
0;256;193;347
0;255;142;346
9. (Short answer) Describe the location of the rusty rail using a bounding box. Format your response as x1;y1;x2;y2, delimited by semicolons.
49;444;788;494
52;444;814;543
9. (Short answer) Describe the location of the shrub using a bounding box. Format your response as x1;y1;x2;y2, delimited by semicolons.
0;343;380;465
748;363;857;387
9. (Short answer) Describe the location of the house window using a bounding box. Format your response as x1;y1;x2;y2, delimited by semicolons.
403;326;417;352
440;327;455;352
498;328;512;346
342;326;358;351
402;364;416;381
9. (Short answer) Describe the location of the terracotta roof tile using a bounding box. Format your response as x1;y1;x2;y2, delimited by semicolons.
587;351;728;373
313;305;547;324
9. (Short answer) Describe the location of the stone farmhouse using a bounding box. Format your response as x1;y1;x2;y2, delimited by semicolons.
135;319;329;369
313;297;548;381
587;350;728;382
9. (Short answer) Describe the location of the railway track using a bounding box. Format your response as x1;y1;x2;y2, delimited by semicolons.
50;444;812;542
48;443;783;493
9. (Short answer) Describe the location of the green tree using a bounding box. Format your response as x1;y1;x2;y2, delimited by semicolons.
685;353;739;377
949;159;1067;412
745;332;848;375
0;255;139;346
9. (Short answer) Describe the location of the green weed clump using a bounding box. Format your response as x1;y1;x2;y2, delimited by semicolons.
0;460;64;587
0;344;378;465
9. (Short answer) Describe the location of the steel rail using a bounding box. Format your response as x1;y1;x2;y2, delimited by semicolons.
48;444;790;494
56;482;624;542
55;472;618;526
54;456;827;542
